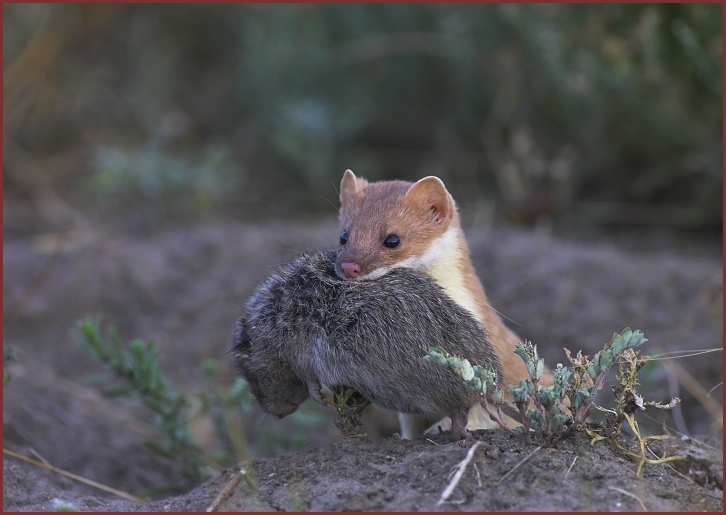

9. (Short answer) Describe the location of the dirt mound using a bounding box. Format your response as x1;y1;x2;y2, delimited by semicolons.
4;429;722;512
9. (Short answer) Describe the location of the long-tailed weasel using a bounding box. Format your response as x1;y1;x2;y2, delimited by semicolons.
334;169;536;438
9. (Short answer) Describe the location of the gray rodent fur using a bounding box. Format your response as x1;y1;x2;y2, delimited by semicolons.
231;250;502;440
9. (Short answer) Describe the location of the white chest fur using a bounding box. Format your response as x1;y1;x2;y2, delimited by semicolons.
396;227;483;322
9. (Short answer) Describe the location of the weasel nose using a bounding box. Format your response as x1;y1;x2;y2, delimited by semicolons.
340;262;361;279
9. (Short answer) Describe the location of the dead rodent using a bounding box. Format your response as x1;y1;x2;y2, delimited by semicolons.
231;250;502;440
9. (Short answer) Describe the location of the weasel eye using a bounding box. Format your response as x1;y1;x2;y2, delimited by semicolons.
383;234;400;249
340;231;348;245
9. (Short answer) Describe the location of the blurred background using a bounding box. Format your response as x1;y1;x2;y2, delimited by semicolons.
4;3;722;236
3;2;723;498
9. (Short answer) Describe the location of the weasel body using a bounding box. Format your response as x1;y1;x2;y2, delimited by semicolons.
335;169;534;437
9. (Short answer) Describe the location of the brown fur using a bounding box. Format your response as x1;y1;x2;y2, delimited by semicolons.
336;171;451;279
335;170;549;434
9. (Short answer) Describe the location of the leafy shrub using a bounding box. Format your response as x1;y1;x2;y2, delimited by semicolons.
426;328;682;476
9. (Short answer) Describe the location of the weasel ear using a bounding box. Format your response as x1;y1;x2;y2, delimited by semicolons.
404;176;454;223
340;169;367;204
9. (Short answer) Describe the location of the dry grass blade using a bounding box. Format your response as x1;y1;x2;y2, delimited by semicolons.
495;446;542;486
563;456;578;481
648;348;723;360
438;440;483;505
706;381;723;397
663;359;723;428
3;448;148;503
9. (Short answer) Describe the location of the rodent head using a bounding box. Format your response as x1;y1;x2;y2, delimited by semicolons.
335;169;458;280
231;318;309;418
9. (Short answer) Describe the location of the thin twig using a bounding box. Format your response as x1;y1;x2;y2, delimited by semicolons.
563;456;577;481
495;446;542;486
3;448;148;503
29;448;51;467
608;485;647;511
663;358;689;435
206;467;247;512
438;441;483;506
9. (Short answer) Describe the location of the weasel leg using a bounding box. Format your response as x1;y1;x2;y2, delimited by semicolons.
399;412;439;440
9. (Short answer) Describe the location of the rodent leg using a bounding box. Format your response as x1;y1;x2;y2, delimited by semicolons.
450;411;470;441
307;379;330;406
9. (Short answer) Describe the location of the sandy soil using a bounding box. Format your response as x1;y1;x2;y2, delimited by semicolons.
4;428;723;512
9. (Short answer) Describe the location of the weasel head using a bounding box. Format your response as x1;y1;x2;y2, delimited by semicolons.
335;169;459;281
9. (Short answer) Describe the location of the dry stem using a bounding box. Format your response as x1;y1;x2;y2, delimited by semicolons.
3;448;148;503
206;467;247;512
438;441;483;505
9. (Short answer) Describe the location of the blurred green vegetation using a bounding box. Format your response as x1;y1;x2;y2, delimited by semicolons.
4;3;722;233
77;318;334;493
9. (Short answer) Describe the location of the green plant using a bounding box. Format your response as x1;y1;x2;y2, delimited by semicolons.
89;140;239;225
330;385;371;438
76;318;331;493
587;348;682;477
562;327;651;430
77;318;209;492
425;327;682;475
52;499;77;512
507;341;574;445
424;348;514;433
